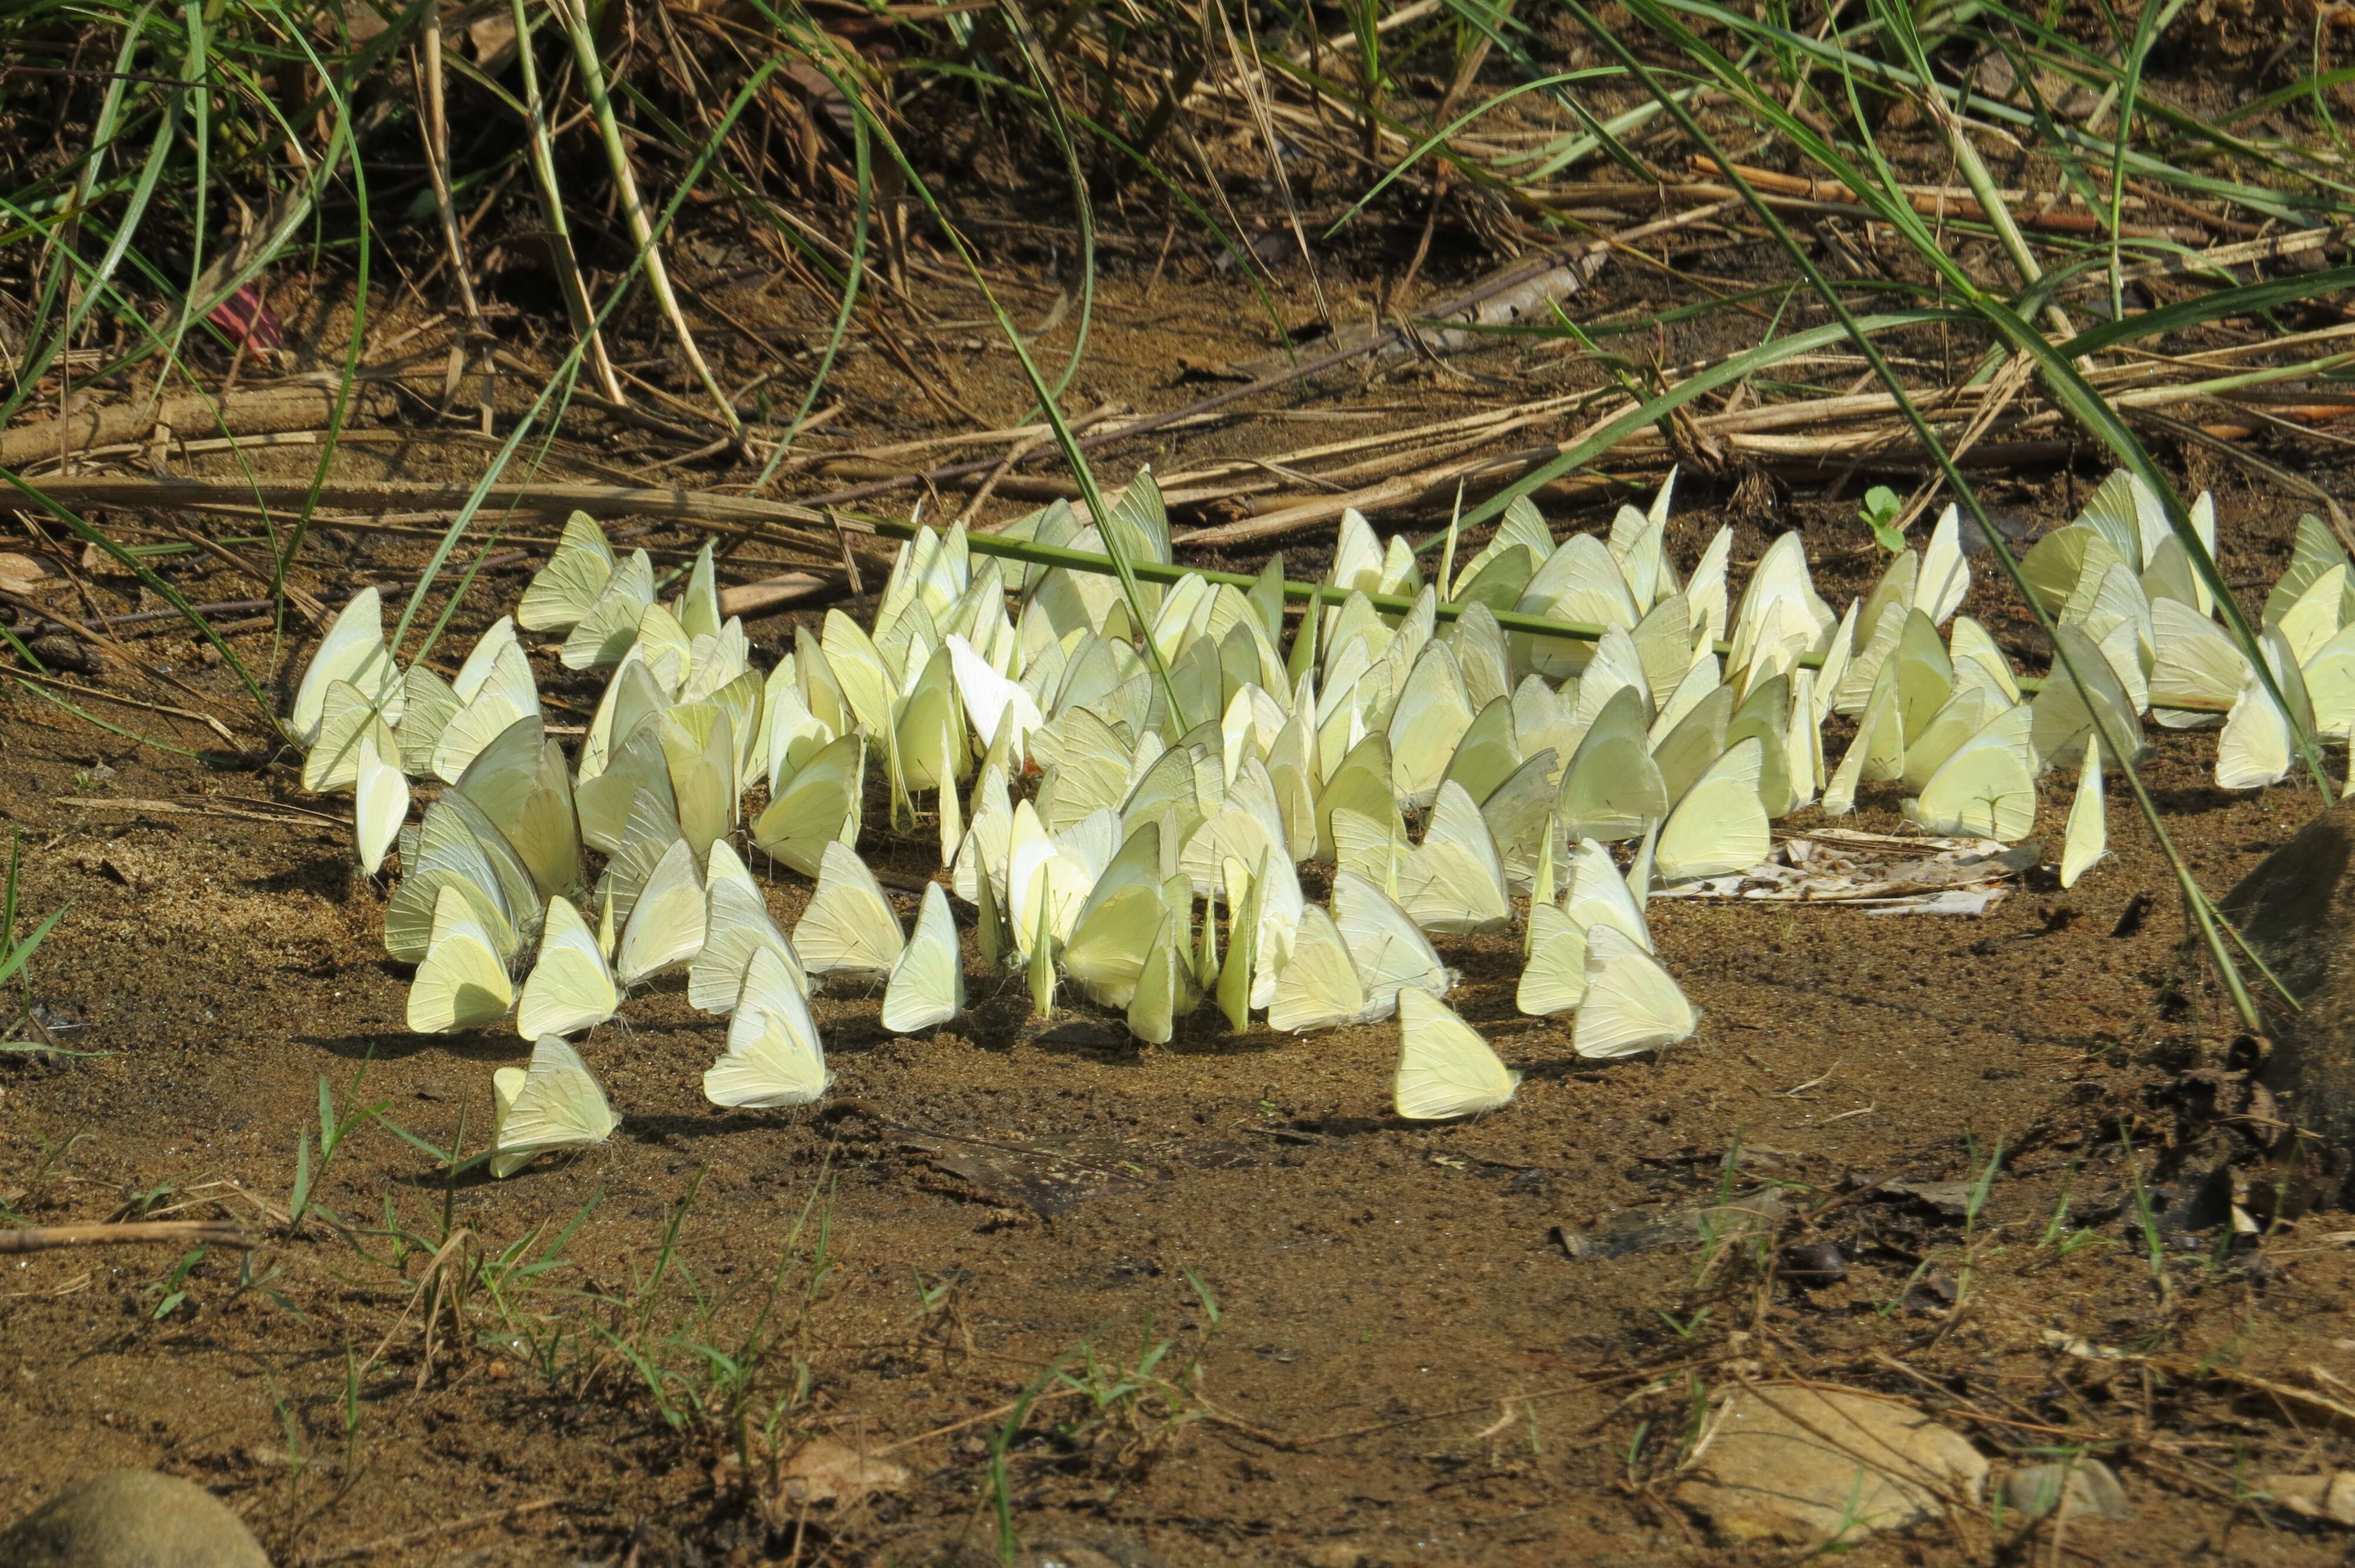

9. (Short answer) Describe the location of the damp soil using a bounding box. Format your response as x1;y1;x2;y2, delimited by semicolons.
9;269;2355;1568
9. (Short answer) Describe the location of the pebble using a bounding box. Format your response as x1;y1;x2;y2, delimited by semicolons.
2263;1471;2355;1526
2004;1458;2131;1521
1676;1385;1986;1546
0;1470;270;1568
1779;1242;1846;1287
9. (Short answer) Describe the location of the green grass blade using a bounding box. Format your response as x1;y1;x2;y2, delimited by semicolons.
1581;0;2276;1032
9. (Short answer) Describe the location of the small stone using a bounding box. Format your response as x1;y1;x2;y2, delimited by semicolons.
1299;1543;1369;1568
2262;1471;2355;1525
1676;1385;1988;1547
1780;1242;1846;1287
776;1437;908;1505
2004;1458;2131;1521
0;1470;271;1567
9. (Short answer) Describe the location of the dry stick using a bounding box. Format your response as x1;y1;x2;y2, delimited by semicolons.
28;476;837;535
0;1221;250;1254
0;472;2089;697
1890;352;2038;533
17;473;1630;645
1200;1363;1693;1453
0;385;346;469
16;408;672;496
5;669;243;743
951;401;1122;528
0;469;2091;706
1176;341;2347;542
1158;389;1597;486
1688;156;2189;241
416;10;495;434
164;522;329;626
870;1387;1088;1456
304;1499;564;1565
0;587;252;730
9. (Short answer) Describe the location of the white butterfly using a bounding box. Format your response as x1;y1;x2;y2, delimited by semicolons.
559;548;656;671
1061;882;1167;1009
386;801;522;964
704;947;831;1108
881;882;965;1034
752;733;865;879
516;895;619;1039
948;632;1043;760
351;719;409;876
1564;836;1651;951
1125;908;1189;1045
1557;683;1667;844
2059;730;2107;889
1394;989;1518;1119
1574;923;1694;1058
400;883;510;1035
491;1035;619;1177
1266;905;1373;1033
289;586;399;746
1517;901;1587;1018
433;633;540;784
689;871;807;1015
1907;702;2036;841
1331;871;1450;1019
452;716;584;901
794;840;905;979
616;836;707;985
1397;780;1511;935
518;511;619;633
1654;738;1769;883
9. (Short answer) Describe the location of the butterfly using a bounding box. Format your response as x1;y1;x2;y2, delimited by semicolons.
1573;924;1694;1059
704;947;832;1108
491;1035;619;1177
407;884;513;1034
794;840;906;981
1393;990;1518;1119
516;895;619;1038
881;882;964;1034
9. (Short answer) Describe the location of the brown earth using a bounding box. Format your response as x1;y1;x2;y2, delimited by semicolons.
8;265;2355;1568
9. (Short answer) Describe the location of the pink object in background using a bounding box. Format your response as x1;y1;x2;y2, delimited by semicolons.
206;284;282;352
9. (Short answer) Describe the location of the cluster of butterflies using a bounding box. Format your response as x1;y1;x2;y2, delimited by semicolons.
280;466;2332;1172
2019;480;2355;792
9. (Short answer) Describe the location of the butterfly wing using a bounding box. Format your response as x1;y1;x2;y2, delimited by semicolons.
1654;738;1769;882
881;883;965;1032
518;511;618;633
616;837;708;985
793;840;905;978
1515;901;1587;1017
704;948;832;1108
689;876;805;1013
752;734;865;879
1393;989;1518;1119
407;885;515;1033
496;1035;619;1168
2059;732;2108;888
352;721;410;875
517;895;620;1038
1573;924;1695;1058
1266;905;1367;1033
1331;871;1448;1018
